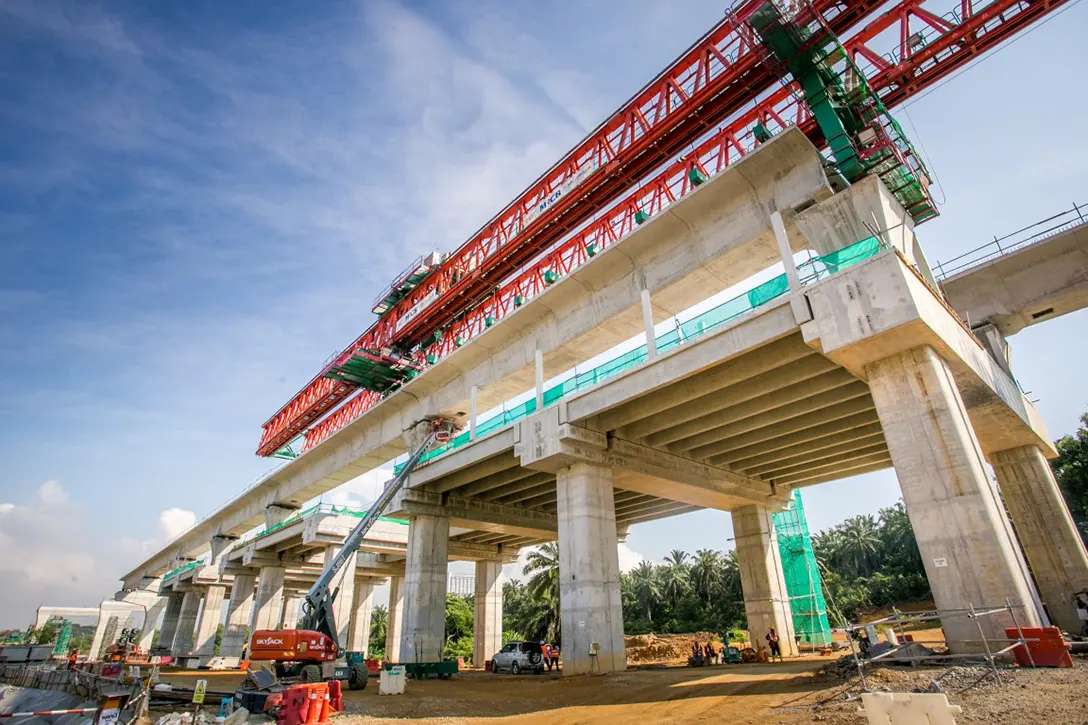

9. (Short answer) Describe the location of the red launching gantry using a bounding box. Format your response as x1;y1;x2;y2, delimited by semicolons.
258;0;1068;458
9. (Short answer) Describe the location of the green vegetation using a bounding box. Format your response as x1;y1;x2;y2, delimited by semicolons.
813;503;930;624
1052;412;1088;546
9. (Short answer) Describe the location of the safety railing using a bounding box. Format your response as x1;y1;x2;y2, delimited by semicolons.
229;502;409;552
935;201;1087;280
397;236;886;473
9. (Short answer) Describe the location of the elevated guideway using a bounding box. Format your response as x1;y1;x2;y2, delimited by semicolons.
122;126;833;588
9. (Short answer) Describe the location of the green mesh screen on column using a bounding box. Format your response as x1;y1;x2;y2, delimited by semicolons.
773;489;833;647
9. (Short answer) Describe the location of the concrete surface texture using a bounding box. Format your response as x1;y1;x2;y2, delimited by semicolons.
348;580;375;655
192;584;225;658
251;566;286;631
170;590;201;655
474;560;503;667
941;221;1088;336
155;593;184;654
556;462;626;675
991;444;1088;633
219;574;255;658
732;505;799;658
401;514;450;663
865;346;1040;648
385;576;404;663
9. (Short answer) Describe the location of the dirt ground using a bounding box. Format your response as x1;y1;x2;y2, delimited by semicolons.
159;655;1088;725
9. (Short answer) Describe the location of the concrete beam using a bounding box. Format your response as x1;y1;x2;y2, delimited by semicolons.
726;419;884;471
689;389;874;461
706;405;878;465
623;353;837;440
390;487;558;540
647;368;860;448
598;335;816;432
743;437;888;478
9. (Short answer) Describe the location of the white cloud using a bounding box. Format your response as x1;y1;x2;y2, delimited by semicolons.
0;481;160;627
158;508;197;541
38;480;69;505
617;543;645;573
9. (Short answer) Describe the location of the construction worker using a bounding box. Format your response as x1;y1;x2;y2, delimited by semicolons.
548;643;560;672
765;628;782;662
67;647;78;671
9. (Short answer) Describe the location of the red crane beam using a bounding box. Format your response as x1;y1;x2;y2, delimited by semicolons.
269;0;1070;457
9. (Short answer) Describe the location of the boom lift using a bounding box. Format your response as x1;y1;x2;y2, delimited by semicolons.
247;419;454;689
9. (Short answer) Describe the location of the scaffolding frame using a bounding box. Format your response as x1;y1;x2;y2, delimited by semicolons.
773;489;833;649
842;599;1038;690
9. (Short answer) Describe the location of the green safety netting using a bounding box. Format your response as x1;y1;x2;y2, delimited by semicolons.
399;235;885;472
773;489;833;647
163;559;203;581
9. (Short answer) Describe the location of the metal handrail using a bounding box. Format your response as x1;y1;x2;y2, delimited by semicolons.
935;201;1087;280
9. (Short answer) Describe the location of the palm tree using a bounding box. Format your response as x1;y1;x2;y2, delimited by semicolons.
660;553;690;602
878;502;923;572
523;543;561;641
690;549;723;604
630;561;661;622
664;550;689;568
369;605;388;654
839;515;882;577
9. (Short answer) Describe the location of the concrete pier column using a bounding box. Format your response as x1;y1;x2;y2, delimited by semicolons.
866;346;1040;650
324;544;358;645
473;561;503;667
170;590;202;655
348;580;375;655
385;576;404;662
251;567;286;631
556;461;626;675
733;505;798;657
992;444;1088;633
137;595;168;653
220;574;256;658
282;597;301;630
155;593;185;654
400;514;450;663
193;585;226;659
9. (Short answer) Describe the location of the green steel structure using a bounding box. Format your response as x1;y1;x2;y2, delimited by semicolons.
750;1;936;223
773;489;833;647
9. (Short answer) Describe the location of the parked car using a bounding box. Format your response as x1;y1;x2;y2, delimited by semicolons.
490;641;546;674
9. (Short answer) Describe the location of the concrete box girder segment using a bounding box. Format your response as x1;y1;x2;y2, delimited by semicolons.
121;127;833;589
388;487;557;546
940;221;1088;337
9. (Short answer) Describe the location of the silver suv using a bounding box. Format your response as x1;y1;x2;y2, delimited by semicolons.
490;641;545;675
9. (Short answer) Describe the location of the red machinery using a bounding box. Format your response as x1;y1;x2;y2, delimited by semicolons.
258;0;1069;459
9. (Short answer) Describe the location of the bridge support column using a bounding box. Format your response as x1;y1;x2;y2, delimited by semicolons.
193;585;226;661
252;567;286;632
220;574;255;659
992;444;1088;633
400;514;449;663
137;593;167;654
155;592;185;655
733;505;798;657
556;461;625;675
348;580;375;655
474;561;503;668
281;597;301;630
385;576;404;662
867;346;1040;650
324;544;357;645
170;590;202;656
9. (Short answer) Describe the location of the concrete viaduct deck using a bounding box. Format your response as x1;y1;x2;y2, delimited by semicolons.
112;127;1088;674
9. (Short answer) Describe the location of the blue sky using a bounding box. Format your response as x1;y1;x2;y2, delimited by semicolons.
0;0;1085;627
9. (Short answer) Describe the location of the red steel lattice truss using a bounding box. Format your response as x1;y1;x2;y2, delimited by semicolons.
261;0;1068;457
